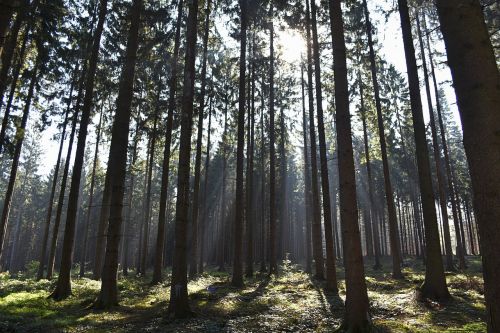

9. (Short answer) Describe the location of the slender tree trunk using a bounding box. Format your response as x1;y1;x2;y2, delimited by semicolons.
0;18;30;154
50;0;108;301
245;28;255;278
37;74;75;280
151;0;184;285
0;58;38;263
301;65;312;274
362;0;402;278
140;93;159;275
190;0;211;278
123;121;140;277
305;0;324;280
358;70;377;264
46;68;86;280
329;0;370;330
416;13;457;271
167;0;199;317
0;0;28;111
398;0;449;301
311;0;337;291
217;93;228;272
198;95;212;273
79;105;104;278
259;91;267;273
93;0;142;308
268;1;277;275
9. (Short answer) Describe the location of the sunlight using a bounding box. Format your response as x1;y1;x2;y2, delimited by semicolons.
277;29;306;63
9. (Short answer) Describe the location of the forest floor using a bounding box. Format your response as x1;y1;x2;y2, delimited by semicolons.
0;256;486;332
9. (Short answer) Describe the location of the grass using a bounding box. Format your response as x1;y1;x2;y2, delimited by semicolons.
0;256;486;332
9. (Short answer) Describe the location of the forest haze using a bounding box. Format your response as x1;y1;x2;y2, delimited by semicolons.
0;0;498;332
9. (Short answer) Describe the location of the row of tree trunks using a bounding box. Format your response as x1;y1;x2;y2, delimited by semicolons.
49;0;108;300
0;56;39;265
304;0;323;280
397;0;450;301
311;0;337;292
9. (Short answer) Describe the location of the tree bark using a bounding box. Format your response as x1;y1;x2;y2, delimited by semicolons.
0;57;38;263
37;72;75;280
93;0;142;308
435;1;500;328
301;64;312;274
167;0;199;317
50;0;108;301
329;0;370;330
397;0;449;301
190;0;211;278
362;0;402;277
79;105;104;278
416;12;457;271
268;0;277;275
305;0;324;280
311;0;338;291
151;0;184;285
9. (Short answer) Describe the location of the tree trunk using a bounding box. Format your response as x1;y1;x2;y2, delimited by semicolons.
49;0;108;301
311;0;338;291
245;27;255;278
167;0;199;317
0;17;30;154
92;0;142;308
268;1;277;275
416;12;457;271
398;0;449;301
435;1;500;328
358;71;376;264
0;58;38;263
362;0;402;277
301;64;312;274
0;0;28;112
199;95;212;273
140;92;159;275
37;73;75;280
151;0;184;285
232;0;247;287
329;0;370;330
305;0;324;280
46;68;86;280
122;120;140;277
190;0;211;278
79;105;104;278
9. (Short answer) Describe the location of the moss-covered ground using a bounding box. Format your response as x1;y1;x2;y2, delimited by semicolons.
0;256;485;332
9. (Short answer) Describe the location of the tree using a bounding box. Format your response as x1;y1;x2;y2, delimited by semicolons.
268;0;277;275
397;0;449;301
190;0;212;278
305;0;323;280
49;0;108;300
167;0;199;317
328;0;370;330
93;0;142;308
311;0;337;291
151;0;184;285
0;57;39;263
232;0;247;287
435;0;500;330
361;0;402;278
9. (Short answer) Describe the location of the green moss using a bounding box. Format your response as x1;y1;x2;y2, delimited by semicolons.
0;258;486;332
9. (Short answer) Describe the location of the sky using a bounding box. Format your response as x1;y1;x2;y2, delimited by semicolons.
30;0;461;177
